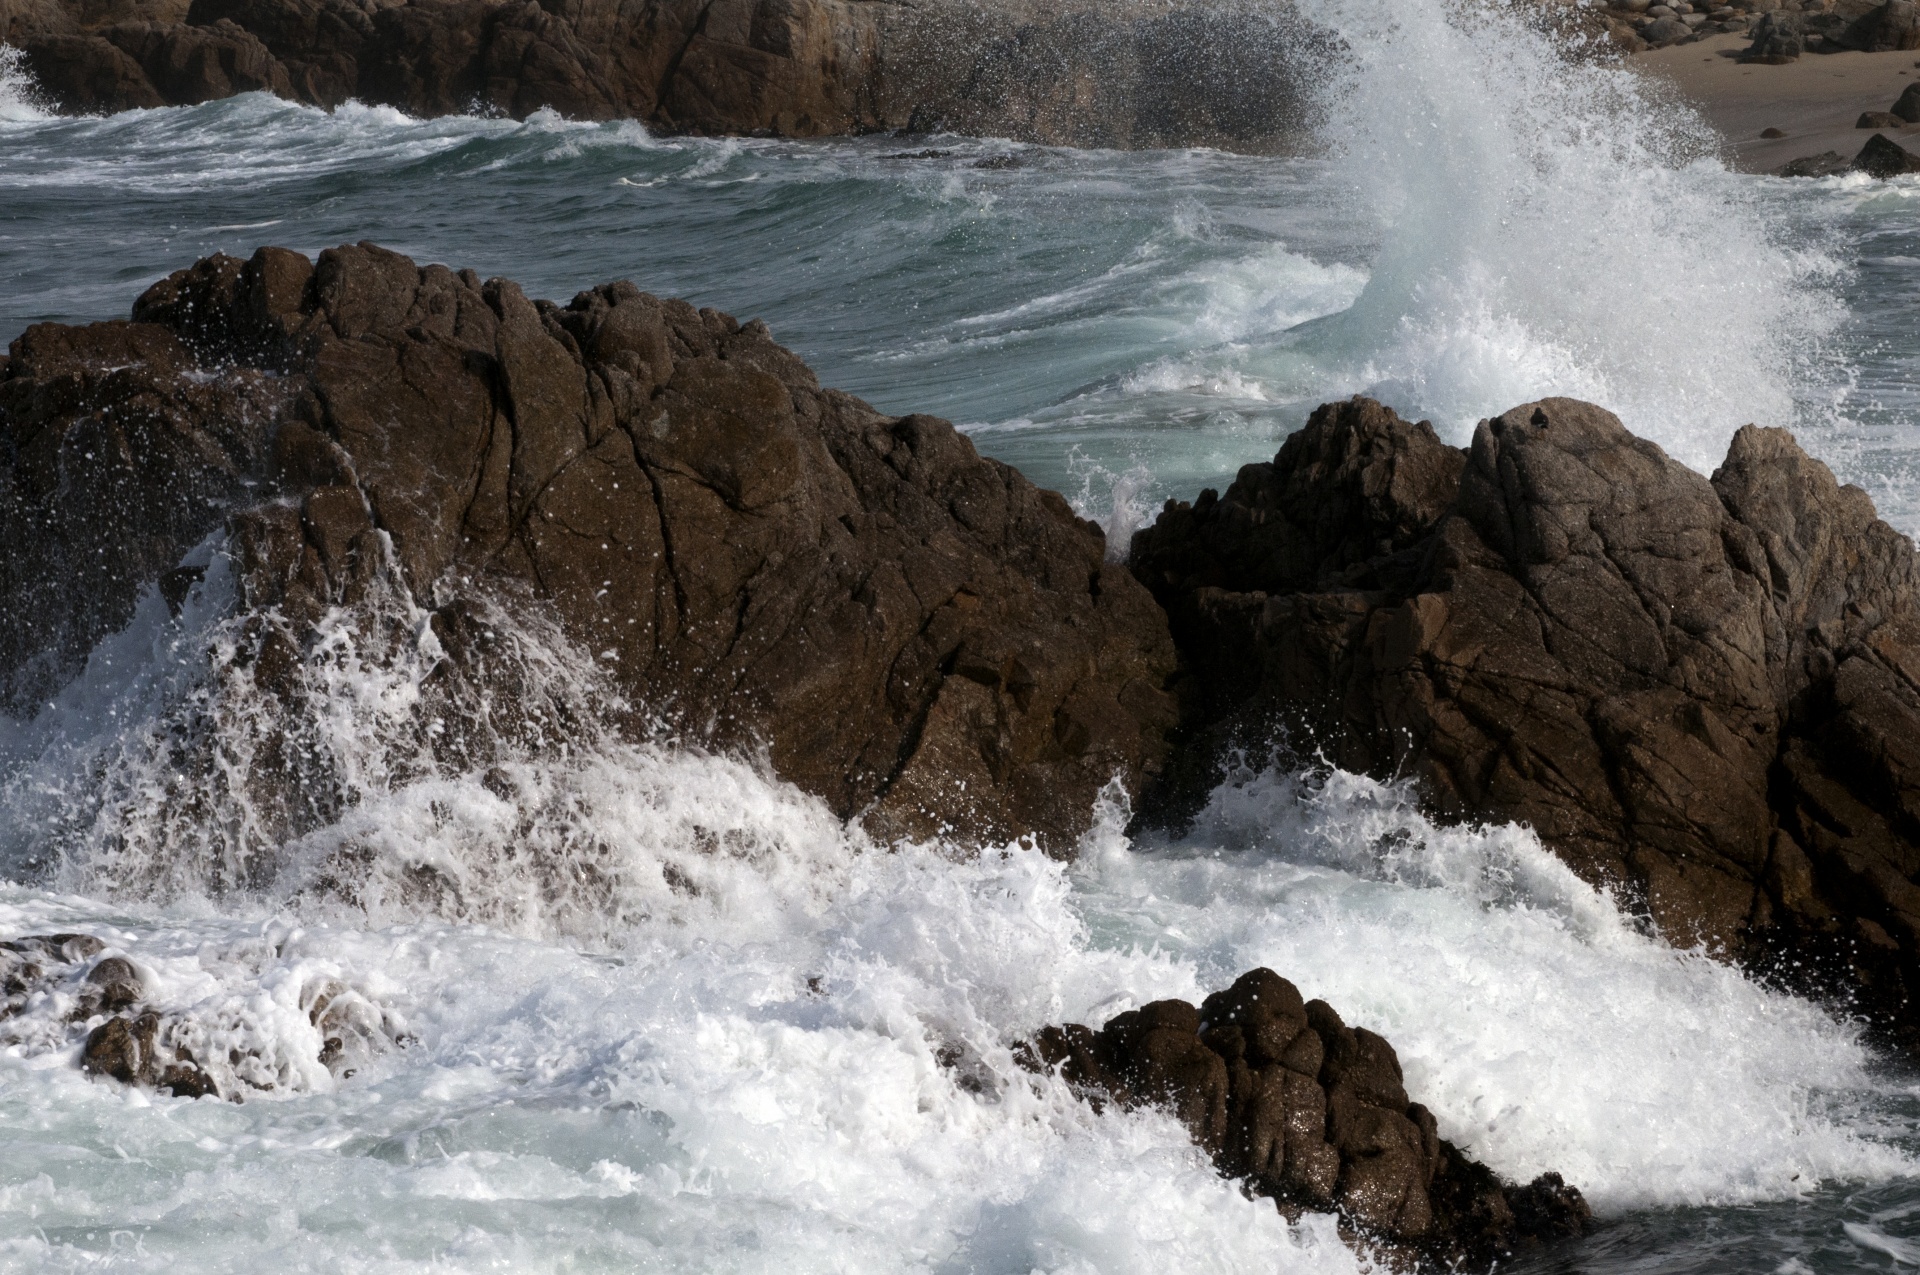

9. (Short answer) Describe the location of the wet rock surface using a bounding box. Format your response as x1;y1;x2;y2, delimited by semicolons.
1022;968;1591;1269
4;930;396;1098
1132;395;1920;1054
3;0;1317;151
1854;129;1920;175
0;244;1179;853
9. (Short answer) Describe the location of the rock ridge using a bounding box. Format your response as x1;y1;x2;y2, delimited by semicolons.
0;243;1179;854
1021;967;1592;1269
1131;395;1920;1053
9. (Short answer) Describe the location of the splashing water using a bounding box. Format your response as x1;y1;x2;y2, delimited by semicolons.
0;0;1918;1265
1248;0;1844;470
0;45;46;123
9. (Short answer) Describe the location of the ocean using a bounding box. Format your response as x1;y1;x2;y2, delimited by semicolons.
4;0;1920;1268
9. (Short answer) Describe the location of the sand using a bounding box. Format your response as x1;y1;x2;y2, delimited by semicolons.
1637;32;1920;172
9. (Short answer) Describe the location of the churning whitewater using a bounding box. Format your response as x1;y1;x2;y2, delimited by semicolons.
4;0;1920;1265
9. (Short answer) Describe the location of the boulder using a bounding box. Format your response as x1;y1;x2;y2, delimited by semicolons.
0;245;1179;854
1776;149;1851;176
1837;0;1920;48
1641;14;1692;40
1859;110;1908;128
1131;397;1920;1054
1855;130;1920;176
1895;80;1920;123
1021;968;1592;1269
1742;9;1803;53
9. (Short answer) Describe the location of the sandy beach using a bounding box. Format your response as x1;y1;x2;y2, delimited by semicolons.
1639;32;1920;171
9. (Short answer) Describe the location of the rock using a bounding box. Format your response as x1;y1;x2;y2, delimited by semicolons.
1776;149;1851;175
1859;110;1907;127
1;245;1179;855
1894;81;1920;122
1643;15;1693;39
79;1009;220;1096
1022;968;1592;1269
1855;130;1920;176
0;932;105;1018
1131;396;1920;1056
1837;0;1920;47
15;32;166;108
1744;9;1807;51
4;0;1322;152
1761;126;1788;137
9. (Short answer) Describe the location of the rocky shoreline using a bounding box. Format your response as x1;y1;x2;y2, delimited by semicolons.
1;0;1315;150
4;247;1919;1265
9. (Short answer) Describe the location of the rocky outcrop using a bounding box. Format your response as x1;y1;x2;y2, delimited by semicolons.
2;0;1317;151
1131;396;1920;1052
0;244;1178;853
1022;968;1591;1269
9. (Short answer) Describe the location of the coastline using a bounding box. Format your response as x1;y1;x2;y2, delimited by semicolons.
1637;32;1920;170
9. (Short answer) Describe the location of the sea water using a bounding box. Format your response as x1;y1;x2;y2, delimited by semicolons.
3;0;1920;1267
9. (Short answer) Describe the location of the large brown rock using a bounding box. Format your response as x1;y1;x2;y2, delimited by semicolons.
0;244;1178;853
1021;968;1591;1270
1132;396;1920;1051
7;0;1316;151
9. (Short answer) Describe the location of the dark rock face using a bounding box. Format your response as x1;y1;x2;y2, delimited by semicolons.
4;0;1318;151
1855;131;1920;178
0;244;1178;853
1895;81;1920;124
1839;0;1920;50
1132;396;1920;1052
1023;968;1591;1269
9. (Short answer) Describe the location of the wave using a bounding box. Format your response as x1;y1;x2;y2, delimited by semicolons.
0;521;1908;1228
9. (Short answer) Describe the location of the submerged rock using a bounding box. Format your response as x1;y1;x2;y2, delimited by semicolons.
5;0;1318;151
1020;968;1592;1269
1132;396;1920;1054
0;244;1179;853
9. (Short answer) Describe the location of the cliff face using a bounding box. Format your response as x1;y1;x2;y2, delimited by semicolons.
0;244;1180;853
1132;396;1920;1052
3;0;1318;151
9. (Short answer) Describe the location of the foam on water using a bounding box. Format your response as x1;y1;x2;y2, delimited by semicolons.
3;0;1919;1263
0;521;1912;1269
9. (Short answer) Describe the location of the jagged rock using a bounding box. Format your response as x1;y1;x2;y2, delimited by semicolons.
1855;131;1920;177
1131;396;1920;1053
1021;968;1592;1270
5;0;1319;151
1;245;1179;853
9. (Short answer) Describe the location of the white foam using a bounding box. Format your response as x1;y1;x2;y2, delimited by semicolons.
0;44;48;122
1046;0;1831;478
1083;766;1913;1212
